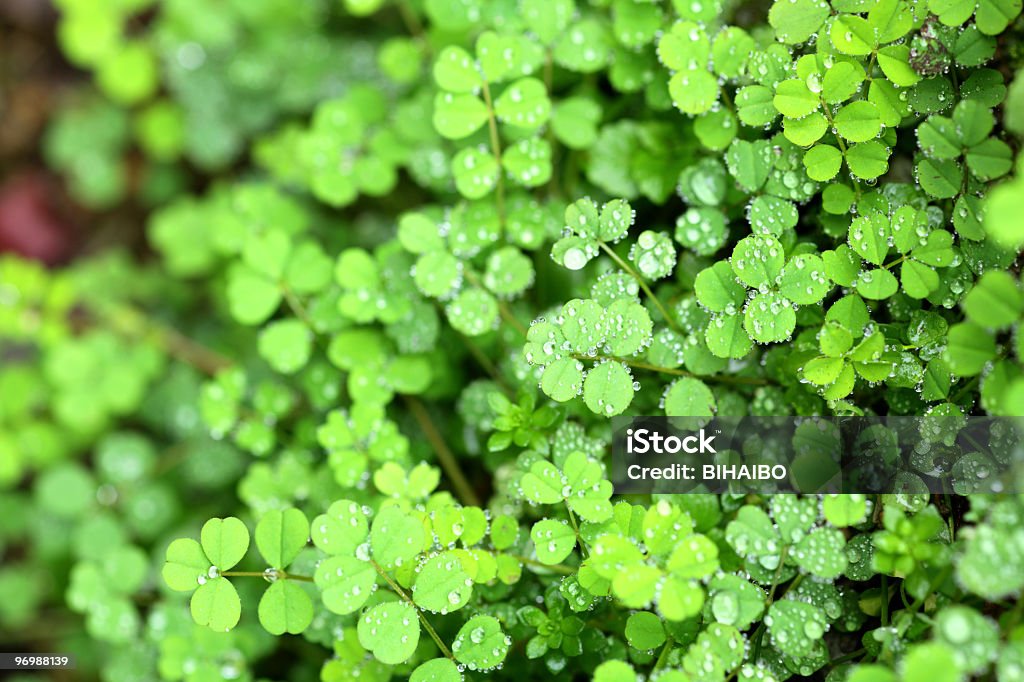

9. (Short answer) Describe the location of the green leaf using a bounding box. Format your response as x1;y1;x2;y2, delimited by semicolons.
657;574;704;621
433;92;489;139
163;538;211;592
725;138;774;191
975;0;1023;34
190;578;241;632
773;79;819;119
834;101;882;142
869;0;914;43
917;158;963;198
777;254;831;304
669;69;720;115
552;97;602;149
227;265;282;326
783;112;828;146
822;494;868;527
446;288;499;336
357;601;420;665
541;358;586;402
433;46;480;93
731;235;785;288
258;319;312;374
706;313;753;359
803;144;843;181
954;99;995;146
767;600;827;658
804;356;846;385
768;0;830;43
452;615;510;671
582;361;635;416
877;45;920;87
312;500;370;556
624;611;666;650
531;519;576;564
963;271;1023;329
658;21;710;71
494;78;550;129
965;137;1013;180
255;508;309;569
830;14;877;55
411;658;463;682
668;534;720;578
735;85;778;127
845;141;890;180
258;580;313;635
822;60;866;104
744;292;796;343
663;377;716;417
200;517;249;571
793;527;847;578
901;641;964;682
855;268;899;300
503;138;552;188
315;555;375;614
413;551;473;613
945;322;997;375
370;505;426;570
520;459;565;505
604;299;653;356
849;212;890;266
696;261;745;311
901;260;940;299
452;148;499;199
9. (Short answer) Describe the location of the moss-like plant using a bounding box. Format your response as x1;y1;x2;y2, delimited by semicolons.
2;1;1024;681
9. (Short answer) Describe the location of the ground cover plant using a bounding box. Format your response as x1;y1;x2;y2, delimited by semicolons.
2;0;1024;680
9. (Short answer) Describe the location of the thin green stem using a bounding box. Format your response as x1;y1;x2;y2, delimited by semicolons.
282;286;316;330
464;270;528;337
766;545;790;605
881;575;890;626
830;648;867;667
819;97;861;199
597;241;681;334
751;623;766;662
370;559;455;660
564;503;588;558
653;635;675;672
404;395;482;507
481;78;506;226
101;303;232;375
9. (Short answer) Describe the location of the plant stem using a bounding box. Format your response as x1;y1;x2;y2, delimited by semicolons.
404;395;481;507
370;558;455;660
881;574;890;625
397;0;425;41
464;270;528;337
766;545;791;604
597;241;681;334
564;503;587;558
103;304;232;375
654;635;675;671
829;647;867;667
481;78;506;226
